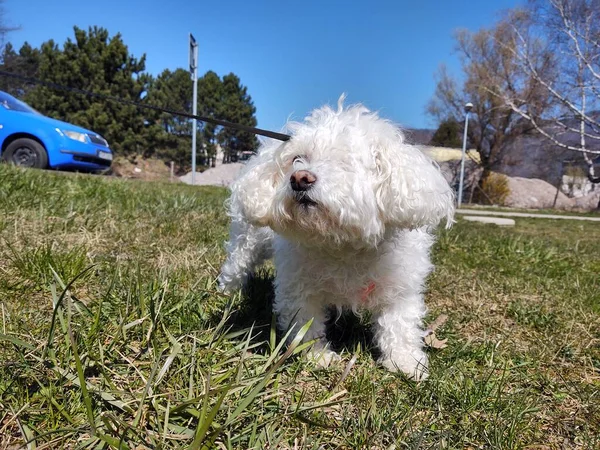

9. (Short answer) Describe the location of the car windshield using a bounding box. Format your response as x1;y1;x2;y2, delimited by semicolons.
0;92;39;114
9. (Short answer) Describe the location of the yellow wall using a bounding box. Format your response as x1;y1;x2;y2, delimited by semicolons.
420;146;480;163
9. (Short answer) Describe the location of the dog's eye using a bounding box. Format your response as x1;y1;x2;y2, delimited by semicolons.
293;155;306;163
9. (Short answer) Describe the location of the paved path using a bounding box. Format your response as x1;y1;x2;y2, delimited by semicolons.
457;209;600;222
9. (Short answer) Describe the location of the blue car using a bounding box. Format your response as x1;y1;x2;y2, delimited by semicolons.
0;91;113;171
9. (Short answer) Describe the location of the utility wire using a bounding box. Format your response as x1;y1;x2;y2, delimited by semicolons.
0;70;291;142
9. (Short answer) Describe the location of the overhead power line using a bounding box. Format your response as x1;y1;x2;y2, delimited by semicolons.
0;70;291;142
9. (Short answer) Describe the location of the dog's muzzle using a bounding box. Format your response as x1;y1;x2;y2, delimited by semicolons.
290;170;318;207
290;170;316;192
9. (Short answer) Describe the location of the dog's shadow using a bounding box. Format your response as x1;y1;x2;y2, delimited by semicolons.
224;270;379;359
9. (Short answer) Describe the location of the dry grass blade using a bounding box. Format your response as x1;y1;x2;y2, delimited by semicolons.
426;314;448;332
330;354;358;390
424;313;449;349
132;352;163;428
189;374;233;450
43;265;96;359
16;416;36;450
66;290;96;436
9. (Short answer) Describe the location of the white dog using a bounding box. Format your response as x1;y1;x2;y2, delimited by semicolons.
218;96;454;380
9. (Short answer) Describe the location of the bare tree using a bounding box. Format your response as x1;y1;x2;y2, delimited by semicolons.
482;0;600;185
0;0;18;55
427;13;557;177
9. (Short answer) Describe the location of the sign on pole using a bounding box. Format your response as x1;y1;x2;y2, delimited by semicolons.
189;33;199;185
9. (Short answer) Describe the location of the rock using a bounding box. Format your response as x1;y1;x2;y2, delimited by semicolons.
573;192;600;210
561;175;598;198
504;177;574;209
180;162;244;186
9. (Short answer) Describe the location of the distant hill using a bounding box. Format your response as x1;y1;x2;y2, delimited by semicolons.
404;128;435;146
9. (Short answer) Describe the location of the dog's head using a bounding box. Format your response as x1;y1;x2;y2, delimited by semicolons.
228;96;455;248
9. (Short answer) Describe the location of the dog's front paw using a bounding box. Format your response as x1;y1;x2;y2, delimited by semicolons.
217;270;242;294
217;277;231;294
379;352;429;381
307;345;342;369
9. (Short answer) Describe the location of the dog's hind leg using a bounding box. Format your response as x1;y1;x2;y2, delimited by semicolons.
218;219;274;292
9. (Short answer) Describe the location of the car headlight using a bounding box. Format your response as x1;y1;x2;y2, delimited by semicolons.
62;130;89;143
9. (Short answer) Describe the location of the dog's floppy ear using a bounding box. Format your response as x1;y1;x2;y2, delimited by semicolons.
374;133;455;229
227;140;283;226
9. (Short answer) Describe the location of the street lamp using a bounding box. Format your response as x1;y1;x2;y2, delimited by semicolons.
189;33;199;185
457;102;473;207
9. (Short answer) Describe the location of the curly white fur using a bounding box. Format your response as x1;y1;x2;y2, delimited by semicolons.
219;96;454;380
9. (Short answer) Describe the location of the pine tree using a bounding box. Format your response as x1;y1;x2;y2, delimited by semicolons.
0;42;40;97
144;68;193;166
24;27;150;156
197;71;222;167
218;73;258;163
429;118;463;148
0;0;19;53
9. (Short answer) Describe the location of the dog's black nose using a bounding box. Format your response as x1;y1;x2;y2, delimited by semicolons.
290;170;317;191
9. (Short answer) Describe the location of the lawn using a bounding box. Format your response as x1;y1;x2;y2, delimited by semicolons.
0;164;598;449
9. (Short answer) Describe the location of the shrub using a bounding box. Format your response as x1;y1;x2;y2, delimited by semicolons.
477;172;510;205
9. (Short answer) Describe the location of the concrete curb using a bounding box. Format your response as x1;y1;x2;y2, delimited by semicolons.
461;216;516;226
457;209;600;222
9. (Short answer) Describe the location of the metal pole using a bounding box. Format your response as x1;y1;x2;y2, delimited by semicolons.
457;111;470;207
190;34;199;185
191;63;198;185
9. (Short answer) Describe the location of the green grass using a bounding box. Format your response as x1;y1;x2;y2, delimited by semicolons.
0;164;599;449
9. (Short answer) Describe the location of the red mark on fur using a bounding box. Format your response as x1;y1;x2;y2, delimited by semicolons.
361;281;376;303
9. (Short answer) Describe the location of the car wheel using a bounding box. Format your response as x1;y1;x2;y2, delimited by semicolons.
2;138;49;169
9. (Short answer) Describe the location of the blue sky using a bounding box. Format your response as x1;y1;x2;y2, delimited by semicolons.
6;0;520;132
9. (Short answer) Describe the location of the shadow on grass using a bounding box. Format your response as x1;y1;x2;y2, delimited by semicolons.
325;312;380;360
224;269;379;359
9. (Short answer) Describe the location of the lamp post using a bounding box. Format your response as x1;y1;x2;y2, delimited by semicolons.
457;102;473;207
189;33;199;185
